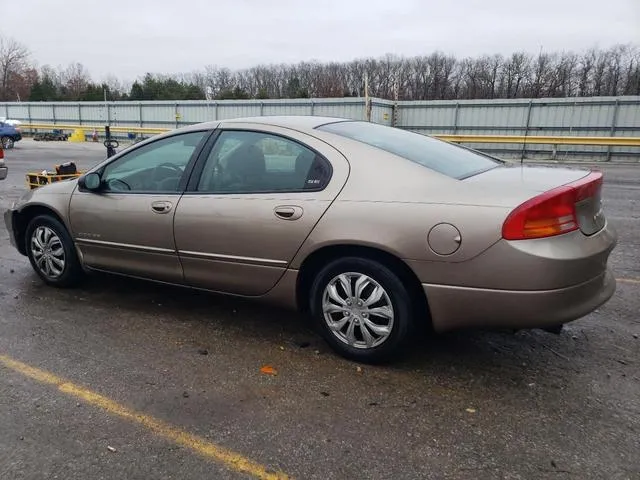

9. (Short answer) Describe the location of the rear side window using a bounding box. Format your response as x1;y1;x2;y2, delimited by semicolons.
196;130;332;193
317;121;503;179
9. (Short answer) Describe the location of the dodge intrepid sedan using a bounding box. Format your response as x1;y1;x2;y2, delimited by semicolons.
4;116;617;362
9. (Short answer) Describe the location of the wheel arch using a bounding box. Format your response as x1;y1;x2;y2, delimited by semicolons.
13;204;70;256
295;243;432;327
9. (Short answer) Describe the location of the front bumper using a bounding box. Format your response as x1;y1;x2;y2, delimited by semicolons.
424;268;616;332
4;208;18;249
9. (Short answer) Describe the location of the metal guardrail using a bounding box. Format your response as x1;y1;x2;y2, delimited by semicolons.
21;123;640;147
24;123;168;135
437;134;640;147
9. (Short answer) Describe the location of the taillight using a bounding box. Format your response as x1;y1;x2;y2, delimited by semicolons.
502;171;603;240
0;147;3;160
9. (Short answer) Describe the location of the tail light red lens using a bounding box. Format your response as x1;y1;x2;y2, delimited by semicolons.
502;171;603;240
0;147;4;160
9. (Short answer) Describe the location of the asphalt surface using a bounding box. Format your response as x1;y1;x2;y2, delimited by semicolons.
1;139;639;480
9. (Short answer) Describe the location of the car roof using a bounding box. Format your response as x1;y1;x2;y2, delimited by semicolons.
181;115;354;134
222;115;351;130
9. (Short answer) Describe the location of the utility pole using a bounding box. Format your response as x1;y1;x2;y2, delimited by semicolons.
364;72;372;122
392;78;399;127
104;88;110;126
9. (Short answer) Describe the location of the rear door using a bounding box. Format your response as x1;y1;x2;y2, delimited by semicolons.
173;123;349;296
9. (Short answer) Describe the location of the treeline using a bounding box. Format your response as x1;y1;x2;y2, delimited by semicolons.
1;34;639;103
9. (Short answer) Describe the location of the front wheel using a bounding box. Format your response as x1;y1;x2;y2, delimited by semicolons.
1;136;14;149
309;257;416;364
25;215;84;288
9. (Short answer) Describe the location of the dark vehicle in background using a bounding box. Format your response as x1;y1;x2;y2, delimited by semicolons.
34;129;68;142
0;121;22;149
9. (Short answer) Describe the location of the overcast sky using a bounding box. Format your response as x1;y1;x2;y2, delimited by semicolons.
6;0;640;82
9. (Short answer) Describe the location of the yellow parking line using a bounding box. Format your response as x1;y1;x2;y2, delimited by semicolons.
0;354;290;480
617;277;640;285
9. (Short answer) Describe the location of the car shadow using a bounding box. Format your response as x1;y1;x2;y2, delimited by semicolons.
16;269;592;387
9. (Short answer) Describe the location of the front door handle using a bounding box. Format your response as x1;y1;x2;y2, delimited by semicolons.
151;201;173;214
274;206;303;221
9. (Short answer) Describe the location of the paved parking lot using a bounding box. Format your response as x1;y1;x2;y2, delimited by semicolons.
1;139;639;480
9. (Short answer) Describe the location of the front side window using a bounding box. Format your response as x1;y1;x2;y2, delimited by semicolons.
196;130;331;193
101;131;208;193
317;121;503;179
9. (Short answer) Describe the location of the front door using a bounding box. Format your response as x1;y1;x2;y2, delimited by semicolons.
69;130;210;283
173;125;349;296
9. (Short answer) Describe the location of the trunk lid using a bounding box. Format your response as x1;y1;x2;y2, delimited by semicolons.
464;164;589;193
465;164;605;236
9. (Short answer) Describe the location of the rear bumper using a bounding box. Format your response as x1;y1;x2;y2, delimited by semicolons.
424;268;616;332
0;165;6;180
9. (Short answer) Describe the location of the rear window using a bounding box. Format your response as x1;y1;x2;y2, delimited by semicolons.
316;121;503;179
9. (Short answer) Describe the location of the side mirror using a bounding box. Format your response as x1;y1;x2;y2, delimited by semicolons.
80;172;102;191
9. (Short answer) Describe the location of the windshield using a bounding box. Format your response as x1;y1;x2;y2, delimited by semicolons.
316;120;503;179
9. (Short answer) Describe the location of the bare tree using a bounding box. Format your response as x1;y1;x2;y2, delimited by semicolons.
4;35;637;102
621;45;640;95
0;35;31;101
158;43;640;101
60;62;92;99
132;46;640;100
102;74;127;97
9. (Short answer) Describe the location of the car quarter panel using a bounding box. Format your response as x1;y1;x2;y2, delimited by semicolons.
406;220;617;290
290;199;511;268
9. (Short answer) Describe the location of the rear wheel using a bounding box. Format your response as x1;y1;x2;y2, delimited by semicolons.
1;136;14;149
25;215;84;288
309;257;416;363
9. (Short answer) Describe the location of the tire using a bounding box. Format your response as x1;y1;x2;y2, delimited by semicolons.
25;214;84;288
309;256;416;364
1;136;14;149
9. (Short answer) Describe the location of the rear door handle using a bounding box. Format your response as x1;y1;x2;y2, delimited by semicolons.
274;206;303;221
151;201;173;214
